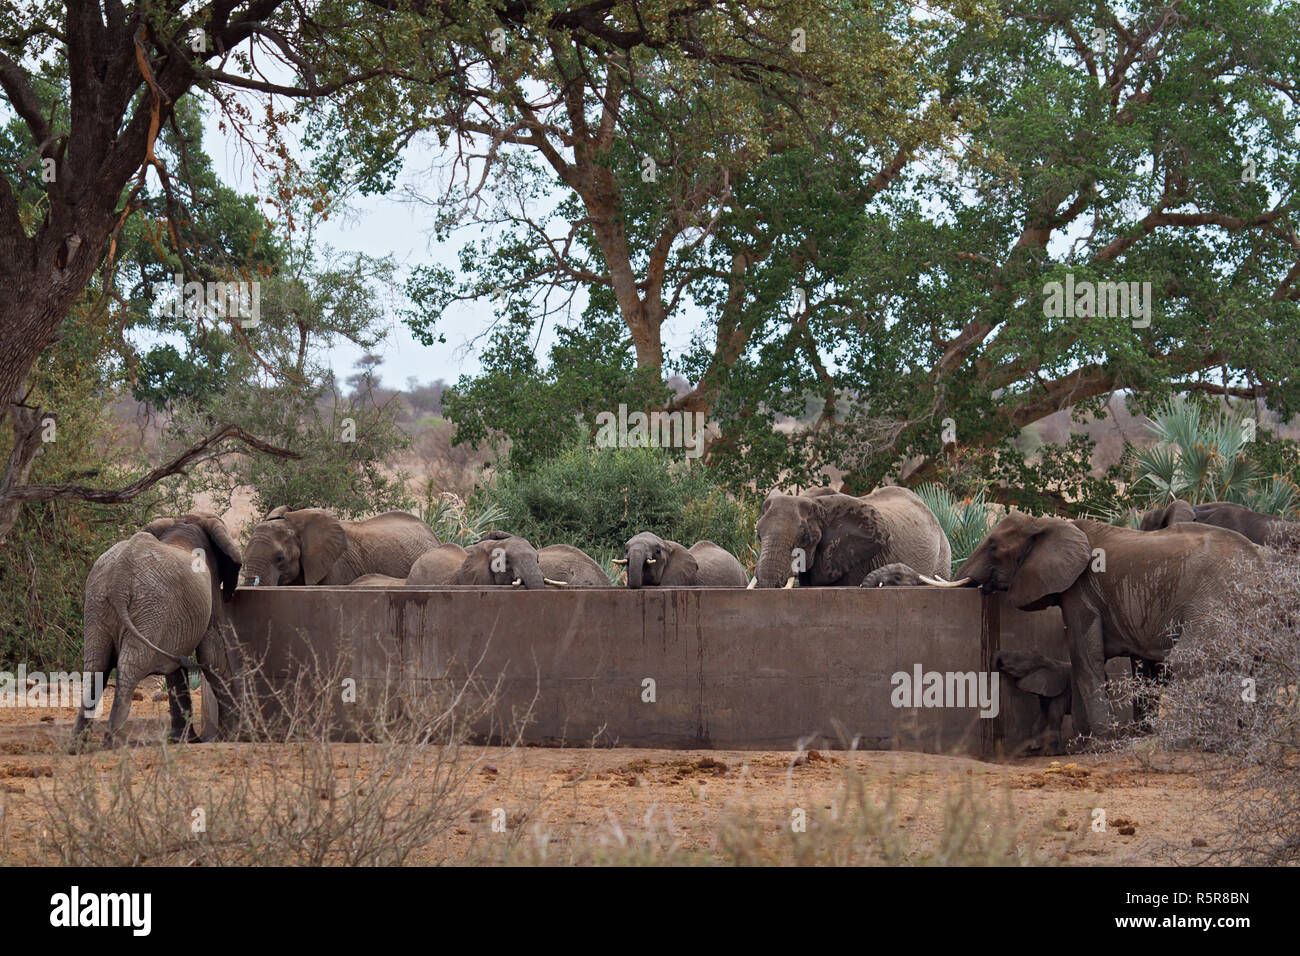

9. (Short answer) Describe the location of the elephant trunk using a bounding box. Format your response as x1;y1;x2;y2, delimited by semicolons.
627;544;647;589
518;558;546;590
243;559;272;587
755;534;796;588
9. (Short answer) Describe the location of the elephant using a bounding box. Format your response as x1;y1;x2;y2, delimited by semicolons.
861;562;967;588
994;650;1072;754
539;544;610;587
615;532;747;587
347;574;406;586
242;507;439;586
447;532;568;588
754;486;952;588
1140;499;1299;550
406;543;470;585
75;512;242;747
957;512;1263;735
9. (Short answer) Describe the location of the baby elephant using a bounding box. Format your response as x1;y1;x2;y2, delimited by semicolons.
616;532;748;587
76;512;242;748
993;650;1072;754
860;562;969;588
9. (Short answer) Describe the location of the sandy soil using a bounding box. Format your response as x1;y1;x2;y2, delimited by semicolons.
0;685;1231;866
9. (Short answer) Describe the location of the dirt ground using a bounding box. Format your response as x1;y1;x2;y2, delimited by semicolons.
0;683;1229;866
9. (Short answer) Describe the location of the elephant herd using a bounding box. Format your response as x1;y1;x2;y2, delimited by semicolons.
72;485;1291;750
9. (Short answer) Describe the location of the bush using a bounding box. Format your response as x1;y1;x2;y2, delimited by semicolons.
482;440;759;563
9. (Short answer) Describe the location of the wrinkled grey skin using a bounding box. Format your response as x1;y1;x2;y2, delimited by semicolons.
75;512;242;748
452;532;547;588
406;543;469;585
1140;499;1299;550
242;508;439;586
754;487;951;588
994;650;1072;754
958;513;1263;735
622;532;747;588
539;545;610;586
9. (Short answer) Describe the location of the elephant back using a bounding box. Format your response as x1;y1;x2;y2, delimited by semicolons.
860;486;953;578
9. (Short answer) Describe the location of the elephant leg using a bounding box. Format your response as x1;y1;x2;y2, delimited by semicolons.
166;669;201;742
72;643;112;744
1062;592;1111;737
196;626;238;740
1130;657;1164;729
104;665;144;748
1046;695;1069;755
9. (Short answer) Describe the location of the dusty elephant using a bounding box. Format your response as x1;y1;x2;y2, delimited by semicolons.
75;512;242;747
860;562;967;588
957;513;1263;734
994;650;1072;754
406;543;469;585
754;486;952;588
616;532;747;587
448;532;569;588
347;574;406;586
1140;499;1299;549
539;544;610;586
242;507;439;586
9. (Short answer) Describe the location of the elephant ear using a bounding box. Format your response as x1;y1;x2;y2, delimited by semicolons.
1008;518;1091;609
265;505;291;520
1016;665;1068;699
659;540;698;586
283;508;348;585
188;513;243;598
142;516;178;538
451;547;490;584
1162;500;1196;527
816;497;883;584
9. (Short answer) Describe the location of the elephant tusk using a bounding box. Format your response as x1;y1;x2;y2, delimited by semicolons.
747;578;757;589
611;558;628;565
784;576;796;589
251;576;260;586
918;575;972;588
544;578;568;587
644;558;656;565
511;578;522;587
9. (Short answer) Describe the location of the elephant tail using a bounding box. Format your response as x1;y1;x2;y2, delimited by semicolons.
109;590;199;669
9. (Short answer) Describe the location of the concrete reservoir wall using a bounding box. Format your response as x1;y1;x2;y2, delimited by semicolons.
221;586;1109;755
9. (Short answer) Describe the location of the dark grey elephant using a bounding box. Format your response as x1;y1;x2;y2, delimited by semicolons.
616;532;747;587
957;513;1263;734
754;486;952;588
1140;499;1298;549
994;650;1072;753
860;562;968;588
242;507;439;586
75;512;242;747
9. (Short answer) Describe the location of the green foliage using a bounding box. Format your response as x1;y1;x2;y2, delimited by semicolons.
482;440;758;563
913;484;994;577
416;485;509;546
0;336;189;670
1132;396;1297;515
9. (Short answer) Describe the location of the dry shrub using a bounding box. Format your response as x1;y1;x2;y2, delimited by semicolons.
39;641;527;865
1117;546;1300;863
505;758;1058;866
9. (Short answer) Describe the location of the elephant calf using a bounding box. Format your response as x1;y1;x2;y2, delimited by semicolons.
409;533;604;587
76;512;242;747
993;650;1072;754
616;532;748;587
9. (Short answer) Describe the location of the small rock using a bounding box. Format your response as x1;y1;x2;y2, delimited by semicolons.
39;715;53;723
132;691;144;701
152;691;169;702
1192;837;1208;848
481;763;498;775
1118;825;1136;836
27;766;53;778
